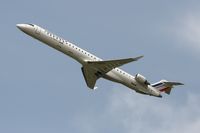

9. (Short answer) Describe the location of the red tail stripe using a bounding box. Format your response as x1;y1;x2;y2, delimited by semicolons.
159;87;170;92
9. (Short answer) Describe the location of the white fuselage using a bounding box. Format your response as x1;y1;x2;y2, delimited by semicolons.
17;24;161;97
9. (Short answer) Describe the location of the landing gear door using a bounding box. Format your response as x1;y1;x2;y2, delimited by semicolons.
35;27;41;35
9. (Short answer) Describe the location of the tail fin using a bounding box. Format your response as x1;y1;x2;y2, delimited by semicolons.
152;80;184;94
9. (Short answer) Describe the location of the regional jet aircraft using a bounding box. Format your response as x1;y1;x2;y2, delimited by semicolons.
17;23;183;98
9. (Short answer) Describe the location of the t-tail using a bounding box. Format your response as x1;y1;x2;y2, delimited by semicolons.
152;80;184;94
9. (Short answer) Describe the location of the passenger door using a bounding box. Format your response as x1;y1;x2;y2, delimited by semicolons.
35;27;41;35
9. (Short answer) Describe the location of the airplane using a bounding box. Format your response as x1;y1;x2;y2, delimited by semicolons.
16;23;183;98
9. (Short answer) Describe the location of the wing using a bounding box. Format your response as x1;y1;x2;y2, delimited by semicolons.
81;55;143;89
87;56;143;74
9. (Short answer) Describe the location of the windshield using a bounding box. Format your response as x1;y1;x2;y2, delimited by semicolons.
27;23;34;27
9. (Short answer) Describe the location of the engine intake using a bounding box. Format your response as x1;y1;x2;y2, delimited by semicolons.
135;74;150;85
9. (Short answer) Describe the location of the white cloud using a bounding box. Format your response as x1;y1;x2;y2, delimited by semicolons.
71;86;200;133
182;15;200;43
172;13;200;51
106;87;200;133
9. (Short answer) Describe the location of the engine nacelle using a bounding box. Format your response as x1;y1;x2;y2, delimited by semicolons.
135;74;150;86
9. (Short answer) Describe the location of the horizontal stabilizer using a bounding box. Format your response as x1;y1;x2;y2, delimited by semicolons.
163;81;184;86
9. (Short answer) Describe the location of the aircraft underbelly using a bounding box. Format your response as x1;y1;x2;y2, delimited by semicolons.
103;71;123;84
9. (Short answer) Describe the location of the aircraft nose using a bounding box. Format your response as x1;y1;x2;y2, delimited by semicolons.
16;24;26;30
16;24;22;28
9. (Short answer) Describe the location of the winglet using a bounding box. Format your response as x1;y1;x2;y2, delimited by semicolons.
94;86;98;90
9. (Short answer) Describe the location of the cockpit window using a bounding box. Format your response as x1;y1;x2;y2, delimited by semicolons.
27;23;34;27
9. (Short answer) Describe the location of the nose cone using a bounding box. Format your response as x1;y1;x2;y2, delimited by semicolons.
16;24;26;31
16;24;21;28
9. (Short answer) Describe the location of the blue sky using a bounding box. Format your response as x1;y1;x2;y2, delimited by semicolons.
0;0;200;133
